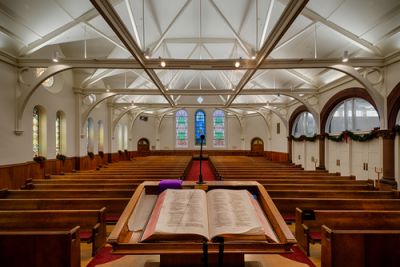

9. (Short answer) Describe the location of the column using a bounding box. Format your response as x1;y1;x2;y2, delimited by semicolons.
317;134;325;170
380;130;396;188
287;136;293;164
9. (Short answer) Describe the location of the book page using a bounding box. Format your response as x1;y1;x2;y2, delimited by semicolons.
141;189;209;241
207;189;265;240
128;191;158;232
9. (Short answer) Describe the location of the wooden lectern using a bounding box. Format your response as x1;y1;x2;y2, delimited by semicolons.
108;181;296;267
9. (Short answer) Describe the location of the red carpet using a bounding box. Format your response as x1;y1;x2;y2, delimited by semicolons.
281;246;316;267
86;247;123;267
185;160;217;181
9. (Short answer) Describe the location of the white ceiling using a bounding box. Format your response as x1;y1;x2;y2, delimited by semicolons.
0;0;399;114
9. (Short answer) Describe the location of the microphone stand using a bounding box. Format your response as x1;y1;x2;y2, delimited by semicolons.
197;134;205;184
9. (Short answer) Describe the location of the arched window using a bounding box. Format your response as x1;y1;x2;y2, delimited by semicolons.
33;106;47;156
123;125;128;150
396;110;400;125
98;120;104;152
326;98;379;133
292;112;316;137
55;111;66;154
87;117;94;153
117;124;123;151
195;110;206;145
33;106;40;156
213;110;225;147
176;110;188;148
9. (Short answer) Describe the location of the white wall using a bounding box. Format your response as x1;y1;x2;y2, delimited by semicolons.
291;141;318;170
0;63;76;165
159;115;174;150
268;113;287;153
243;114;268;150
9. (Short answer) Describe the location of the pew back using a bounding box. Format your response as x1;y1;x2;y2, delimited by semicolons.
0;227;81;267
321;225;400;267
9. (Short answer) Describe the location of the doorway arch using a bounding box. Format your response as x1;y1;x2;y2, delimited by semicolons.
251;137;264;155
137;138;150;156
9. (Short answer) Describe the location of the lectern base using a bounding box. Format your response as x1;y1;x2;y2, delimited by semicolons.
160;253;244;267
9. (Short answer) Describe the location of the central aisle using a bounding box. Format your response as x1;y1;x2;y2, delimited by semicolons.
185;159;217;181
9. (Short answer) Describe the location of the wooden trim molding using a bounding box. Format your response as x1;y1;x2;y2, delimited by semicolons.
387;81;400;129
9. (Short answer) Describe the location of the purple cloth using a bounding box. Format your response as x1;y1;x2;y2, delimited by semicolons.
158;179;183;192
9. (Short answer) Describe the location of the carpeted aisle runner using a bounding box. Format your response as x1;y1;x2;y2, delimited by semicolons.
185;159;217;181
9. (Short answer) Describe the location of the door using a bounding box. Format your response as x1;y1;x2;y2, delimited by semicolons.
251;138;264;155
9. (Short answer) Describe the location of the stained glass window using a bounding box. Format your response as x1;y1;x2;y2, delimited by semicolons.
213;110;225;147
326;98;379;133
87;118;94;153
98;121;104;151
176;110;188;148
195;110;206;145
55;112;61;154
293;112;316;137
33;106;40;156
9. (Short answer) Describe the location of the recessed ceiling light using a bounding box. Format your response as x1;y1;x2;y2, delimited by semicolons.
235;61;240;68
160;61;166;67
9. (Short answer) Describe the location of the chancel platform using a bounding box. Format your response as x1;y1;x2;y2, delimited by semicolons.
107;181;296;267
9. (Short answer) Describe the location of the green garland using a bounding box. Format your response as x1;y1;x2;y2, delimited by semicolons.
291;134;317;142
326;130;378;142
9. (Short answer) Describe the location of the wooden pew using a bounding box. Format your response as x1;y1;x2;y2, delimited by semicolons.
0;208;107;256
0;226;81;267
23;183;136;190
267;190;396;199
273;198;400;222
0;188;134;199
30;178;143;184
295;208;400;256
0;198;129;224
321;226;400;267
263;184;372;191
50;174;181;179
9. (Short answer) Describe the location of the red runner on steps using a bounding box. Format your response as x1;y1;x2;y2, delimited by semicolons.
185;160;216;181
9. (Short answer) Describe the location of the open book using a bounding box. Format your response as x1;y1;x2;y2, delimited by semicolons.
141;189;278;242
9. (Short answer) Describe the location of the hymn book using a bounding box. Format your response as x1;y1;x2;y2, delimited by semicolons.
140;189;278;242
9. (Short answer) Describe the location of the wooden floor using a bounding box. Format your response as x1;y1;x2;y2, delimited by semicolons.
81;224;321;267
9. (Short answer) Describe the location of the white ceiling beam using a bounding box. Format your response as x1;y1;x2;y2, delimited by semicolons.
149;0;193;56
226;0;309;106
260;0;275;48
300;6;382;56
76;87;317;95
284;69;319;88
183;72;199;90
85;22;129;53
19;8;102;56
90;0;174;106
209;0;251;56
274;22;315;51
124;0;142;49
15;56;389;69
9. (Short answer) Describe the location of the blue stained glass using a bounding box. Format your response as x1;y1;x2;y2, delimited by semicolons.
195;110;206;145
